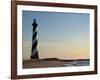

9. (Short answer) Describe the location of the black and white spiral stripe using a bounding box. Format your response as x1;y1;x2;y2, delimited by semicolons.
30;19;38;59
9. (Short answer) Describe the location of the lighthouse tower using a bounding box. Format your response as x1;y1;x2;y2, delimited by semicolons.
30;18;39;59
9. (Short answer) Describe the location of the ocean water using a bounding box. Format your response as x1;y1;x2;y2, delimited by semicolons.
63;60;90;67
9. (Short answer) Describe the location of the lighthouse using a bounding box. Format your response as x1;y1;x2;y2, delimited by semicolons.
30;18;39;59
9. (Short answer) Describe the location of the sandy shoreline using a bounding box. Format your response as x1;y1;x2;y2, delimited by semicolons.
23;58;90;69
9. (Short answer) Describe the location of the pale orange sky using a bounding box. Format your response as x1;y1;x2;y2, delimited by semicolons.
23;39;89;60
22;11;89;60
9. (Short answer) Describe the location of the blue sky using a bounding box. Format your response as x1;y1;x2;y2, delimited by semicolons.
22;10;89;60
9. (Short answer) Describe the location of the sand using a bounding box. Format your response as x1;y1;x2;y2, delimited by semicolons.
23;58;89;69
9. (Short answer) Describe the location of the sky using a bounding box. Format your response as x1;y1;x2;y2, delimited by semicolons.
22;10;90;60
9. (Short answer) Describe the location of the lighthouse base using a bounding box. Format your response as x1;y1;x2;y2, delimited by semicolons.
30;52;39;59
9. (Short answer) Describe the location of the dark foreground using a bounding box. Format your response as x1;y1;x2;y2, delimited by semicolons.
23;58;90;69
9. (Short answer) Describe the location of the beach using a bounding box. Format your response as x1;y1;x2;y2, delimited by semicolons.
23;58;89;68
